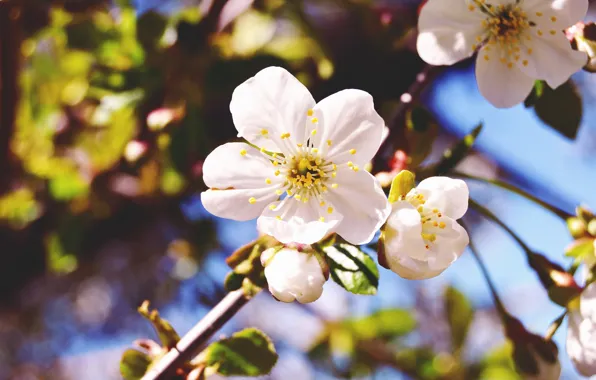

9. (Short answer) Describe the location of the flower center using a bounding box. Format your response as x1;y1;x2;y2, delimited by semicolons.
405;192;446;250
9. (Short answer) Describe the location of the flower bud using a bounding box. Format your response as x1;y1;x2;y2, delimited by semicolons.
567;217;587;239
261;247;327;303
528;253;582;307
505;316;561;380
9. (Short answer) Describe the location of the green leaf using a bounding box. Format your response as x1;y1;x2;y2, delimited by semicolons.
324;244;379;295
533;80;582;139
565;238;594;259
388;170;415;203
405;106;439;168
432;124;483;176
200;328;277;376
138;301;180;349
445;286;474;354
348;308;416;340
120;349;151;380
524;80;545;108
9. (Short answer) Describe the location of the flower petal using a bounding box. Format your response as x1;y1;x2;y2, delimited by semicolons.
416;0;483;66
518;33;586;89
326;168;391;245
203;142;281;189
230;66;315;152
257;197;342;244
201;142;282;221
415;177;469;219
384;201;428;261
524;0;588;28
581;282;596;320
312;90;385;166
475;46;536;108
567;308;596;376
426;219;469;269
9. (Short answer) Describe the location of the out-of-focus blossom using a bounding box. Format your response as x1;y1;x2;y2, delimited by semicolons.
567;281;596;376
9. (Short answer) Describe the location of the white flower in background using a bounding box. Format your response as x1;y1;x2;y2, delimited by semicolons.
417;0;588;108
201;67;390;245
567;281;596;376
261;247;327;303
382;177;469;280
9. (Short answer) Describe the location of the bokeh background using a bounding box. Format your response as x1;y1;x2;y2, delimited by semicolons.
1;0;595;379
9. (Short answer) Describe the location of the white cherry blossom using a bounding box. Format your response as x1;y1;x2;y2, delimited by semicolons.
382;177;469;280
417;0;588;108
567;280;596;377
261;247;327;303
201;66;390;245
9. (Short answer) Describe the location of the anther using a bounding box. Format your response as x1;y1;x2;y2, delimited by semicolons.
249;197;257;204
240;149;247;156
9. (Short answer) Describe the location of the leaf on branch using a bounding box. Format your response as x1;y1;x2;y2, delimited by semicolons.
427;123;483;177
347;308;416;340
445;286;474;355
533;80;582;139
198;328;278;376
324;244;379;295
120;348;152;380
138;300;180;349
405;106;439;168
565;238;594;260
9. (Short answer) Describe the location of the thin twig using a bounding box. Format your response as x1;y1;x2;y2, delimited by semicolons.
141;289;253;380
461;220;509;321
545;310;567;341
455;172;572;220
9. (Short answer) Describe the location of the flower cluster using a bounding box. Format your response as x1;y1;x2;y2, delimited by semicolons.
417;0;589;108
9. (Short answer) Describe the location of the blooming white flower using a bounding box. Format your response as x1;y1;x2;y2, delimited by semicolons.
567;280;596;377
201;67;391;245
261;247;327;303
382;177;469;280
417;0;588;108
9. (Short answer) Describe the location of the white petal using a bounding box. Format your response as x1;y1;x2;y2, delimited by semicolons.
203;142;281;189
519;33;587;89
201;143;282;221
312;90;385;166
581;282;596;320
264;248;326;303
416;177;469;219
567;309;596;376
524;0;588;28
326;168;391;245
201;188;279;221
475;46;536;108
230;66;315;152
384;201;428;261
426;219;469;269
257;197;342;245
416;0;483;66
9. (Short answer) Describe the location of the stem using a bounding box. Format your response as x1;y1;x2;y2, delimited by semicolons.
469;198;534;259
454;172;572;220
461;220;509;321
374;64;439;171
141;289;255;380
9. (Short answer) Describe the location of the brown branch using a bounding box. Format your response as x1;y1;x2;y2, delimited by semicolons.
141;289;253;380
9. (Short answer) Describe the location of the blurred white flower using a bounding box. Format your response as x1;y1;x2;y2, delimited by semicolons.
261;248;327;303
201;66;390;245
382;177;469;280
567;281;596;376
417;0;588;108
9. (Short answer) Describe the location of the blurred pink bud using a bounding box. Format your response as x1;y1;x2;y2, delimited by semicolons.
124;140;148;163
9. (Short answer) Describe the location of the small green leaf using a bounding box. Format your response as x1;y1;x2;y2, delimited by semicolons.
200;328;277;376
431;124;483;176
388;170;416;203
138;301;180;349
405;106;439;168
533;80;582;139
524;80;545;108
445;286;474;354
120;349;151;380
324;244;379;295
348;308;416;340
565;238;594;259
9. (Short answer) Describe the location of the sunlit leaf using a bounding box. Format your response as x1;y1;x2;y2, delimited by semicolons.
199;328;277;376
324;244;379;295
445;286;474;354
120;349;151;380
348;308;416;340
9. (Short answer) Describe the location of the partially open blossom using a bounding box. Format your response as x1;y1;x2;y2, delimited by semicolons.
261;247;328;303
567;281;596;377
417;0;588;108
382;177;469;280
505;316;561;380
201;67;390;245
